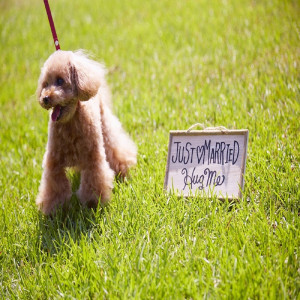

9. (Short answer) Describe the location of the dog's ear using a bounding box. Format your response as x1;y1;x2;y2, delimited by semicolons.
36;67;46;100
70;51;106;101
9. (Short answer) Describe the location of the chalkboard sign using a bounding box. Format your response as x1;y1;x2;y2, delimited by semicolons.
164;129;249;199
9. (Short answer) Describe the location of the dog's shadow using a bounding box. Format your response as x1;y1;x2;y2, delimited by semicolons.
36;171;108;256
36;168;133;256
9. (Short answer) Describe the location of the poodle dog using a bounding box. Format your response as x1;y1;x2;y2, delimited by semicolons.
36;50;137;215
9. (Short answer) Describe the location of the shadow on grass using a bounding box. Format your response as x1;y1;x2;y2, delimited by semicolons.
35;169;132;257
36;171;109;256
37;196;108;256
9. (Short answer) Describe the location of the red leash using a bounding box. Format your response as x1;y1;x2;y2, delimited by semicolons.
43;0;60;50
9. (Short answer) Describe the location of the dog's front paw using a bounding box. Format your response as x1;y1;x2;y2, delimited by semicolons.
76;188;111;208
36;189;71;215
76;184;112;208
77;167;114;208
36;196;56;215
76;180;113;208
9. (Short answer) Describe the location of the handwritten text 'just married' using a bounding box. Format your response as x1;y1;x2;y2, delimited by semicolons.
171;140;240;166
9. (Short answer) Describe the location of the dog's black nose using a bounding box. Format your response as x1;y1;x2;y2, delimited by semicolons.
43;96;50;105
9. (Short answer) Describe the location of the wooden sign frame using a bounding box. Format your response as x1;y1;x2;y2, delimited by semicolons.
164;129;249;199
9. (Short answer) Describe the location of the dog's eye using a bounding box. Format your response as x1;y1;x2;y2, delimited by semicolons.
43;82;48;88
56;77;64;86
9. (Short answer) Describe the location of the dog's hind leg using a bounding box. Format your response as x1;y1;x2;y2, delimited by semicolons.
100;101;137;178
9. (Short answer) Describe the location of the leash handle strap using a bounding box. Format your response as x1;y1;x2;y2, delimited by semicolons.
43;0;60;50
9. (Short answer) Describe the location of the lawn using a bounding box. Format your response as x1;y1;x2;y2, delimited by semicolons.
0;0;299;298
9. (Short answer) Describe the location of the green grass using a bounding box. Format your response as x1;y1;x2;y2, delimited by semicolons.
0;0;299;298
